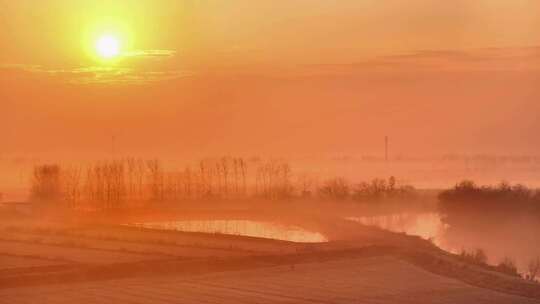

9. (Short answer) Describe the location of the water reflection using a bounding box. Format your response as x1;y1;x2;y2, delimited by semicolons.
347;213;449;248
130;220;328;243
347;213;540;277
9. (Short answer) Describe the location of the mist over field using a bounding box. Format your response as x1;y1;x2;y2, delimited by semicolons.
2;1;540;303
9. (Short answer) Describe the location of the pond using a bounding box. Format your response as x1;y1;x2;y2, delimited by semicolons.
346;213;449;248
347;212;540;277
129;220;328;243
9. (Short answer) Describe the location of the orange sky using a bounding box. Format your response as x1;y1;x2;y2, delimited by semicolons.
1;0;540;159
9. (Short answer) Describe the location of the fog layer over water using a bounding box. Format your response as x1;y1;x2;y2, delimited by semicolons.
349;212;540;275
131;220;328;243
347;213;448;247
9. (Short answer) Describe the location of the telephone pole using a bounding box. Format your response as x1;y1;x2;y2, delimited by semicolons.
385;136;388;162
112;135;116;158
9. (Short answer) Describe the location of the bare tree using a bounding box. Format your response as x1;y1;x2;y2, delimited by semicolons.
497;256;518;276
318;177;350;200
221;157;230;198
63;165;82;209
147;159;164;202
528;257;540;281
297;173;316;198
31;164;62;202
239;158;247;196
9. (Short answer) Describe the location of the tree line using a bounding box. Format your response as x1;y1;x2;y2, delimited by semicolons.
29;157;416;211
439;180;540;220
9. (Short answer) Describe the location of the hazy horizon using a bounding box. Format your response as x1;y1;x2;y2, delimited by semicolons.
2;2;540;302
2;0;540;159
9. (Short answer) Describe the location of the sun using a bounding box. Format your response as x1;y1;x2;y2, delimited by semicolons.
95;35;121;59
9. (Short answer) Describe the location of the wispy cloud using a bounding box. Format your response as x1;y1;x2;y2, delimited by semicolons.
0;63;190;84
123;49;177;58
0;63;43;73
387;47;540;63
69;68;190;84
0;47;180;84
302;46;540;75
3;46;539;84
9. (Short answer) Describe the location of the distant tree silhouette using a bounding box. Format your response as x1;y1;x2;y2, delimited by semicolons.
497;257;519;276
318;177;350;200
255;159;294;200
439;180;540;223
30;164;62;202
29;158;417;211
528;257;540;282
297;173;317;198
460;248;488;265
352;176;416;202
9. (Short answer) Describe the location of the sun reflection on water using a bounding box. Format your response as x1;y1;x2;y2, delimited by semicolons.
347;213;449;247
129;220;328;243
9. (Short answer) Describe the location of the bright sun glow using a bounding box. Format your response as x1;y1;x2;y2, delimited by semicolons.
96;35;120;59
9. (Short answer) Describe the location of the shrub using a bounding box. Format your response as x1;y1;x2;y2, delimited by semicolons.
527;257;540;281
460;248;488;265
352;176;416;202
497;257;519;276
317;177;350;200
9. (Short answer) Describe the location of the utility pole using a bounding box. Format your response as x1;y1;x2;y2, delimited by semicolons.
385;136;388;162
112;135;116;158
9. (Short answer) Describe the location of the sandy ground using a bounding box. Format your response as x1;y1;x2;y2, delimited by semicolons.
2;256;538;304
